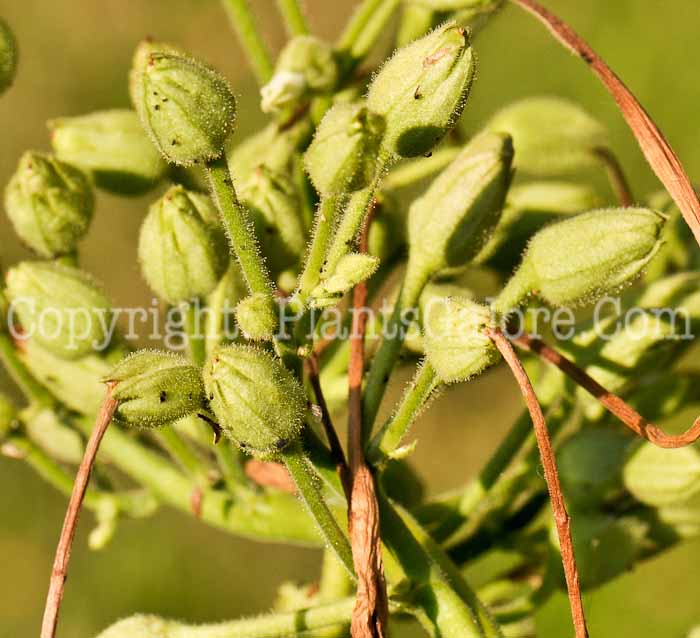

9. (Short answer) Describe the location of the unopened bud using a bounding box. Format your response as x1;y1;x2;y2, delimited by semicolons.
408;131;513;278
133;52;236;165
95;615;169;638
488;96;607;176
204;344;306;457
304;102;383;196
49;109;168;195
138;186;228;304
240;166;305;276
0;18;18;95
367;22;475;158
235;293;278;341
107;350;206;427
423;297;500;383
261;36;338;113
5;262;111;359
128;39;183;109
5;152;94;258
311;253;380;304
493;208;665;313
623;441;700;507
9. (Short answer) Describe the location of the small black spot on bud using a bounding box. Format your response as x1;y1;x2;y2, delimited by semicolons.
159;390;167;403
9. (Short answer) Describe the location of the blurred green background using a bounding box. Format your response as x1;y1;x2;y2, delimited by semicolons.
1;1;700;636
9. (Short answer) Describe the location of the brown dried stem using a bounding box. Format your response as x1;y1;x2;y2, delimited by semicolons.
40;384;118;638
487;327;588;638
513;333;700;449
592;146;634;207
511;0;700;246
306;353;352;499
347;210;388;638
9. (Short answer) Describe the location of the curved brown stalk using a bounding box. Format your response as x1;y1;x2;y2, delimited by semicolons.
41;384;118;638
592;146;634;207
513;333;700;449
511;0;700;246
348;209;388;638
487;327;588;638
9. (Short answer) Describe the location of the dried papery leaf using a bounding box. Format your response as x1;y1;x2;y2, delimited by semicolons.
510;0;700;246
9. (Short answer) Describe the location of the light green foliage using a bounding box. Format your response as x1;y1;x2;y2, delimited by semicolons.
261;35;338;113
0;17;18;94
5;151;94;258
138;186;228;304
235;293;278;341
108;350;206;427
488;96;608;175
204;344;306;457
423;296;500;383
624;441;700;507
304;102;383;196
408;131;514;277
367;21;476;158
5;261;111;359
133;52;237;165
494;208;665;312
49;109;168;195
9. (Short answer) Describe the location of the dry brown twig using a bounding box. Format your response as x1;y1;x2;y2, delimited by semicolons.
513;333;700;449
347;209;388;638
487;327;588;638
511;0;700;246
41;383;119;638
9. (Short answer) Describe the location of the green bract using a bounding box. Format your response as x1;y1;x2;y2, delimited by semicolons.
107;351;206;427
5;261;111;359
133;52;237;165
488;96;607;175
0;18;18;95
261;35;338;113
49;109;168;195
204;344;306;457
311;253;380;303
407;131;514;278
235;293;279;341
5;152;94;258
138;186;228;304
494;208;665;312
367;21;476;158
423;297;500;383
304;102;383;196
239;166;305;276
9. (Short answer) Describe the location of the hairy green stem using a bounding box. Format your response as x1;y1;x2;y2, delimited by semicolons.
276;0;310;36
215;439;248;492
315;549;354;638
184;302;207;366
282;441;355;578
157;425;208;482
367;361;439;464
221;0;274;84
337;0;401;64
383;147;460;191
207;156;273;296
0;333;54;407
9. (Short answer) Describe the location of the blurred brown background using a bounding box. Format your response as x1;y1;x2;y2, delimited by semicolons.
1;1;700;636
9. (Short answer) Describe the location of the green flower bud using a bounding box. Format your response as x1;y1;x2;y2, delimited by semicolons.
557;428;631;508
128;39;183;110
240;166;305;276
367;21;476;158
475;181;600;271
5;151;94;258
488;96;607;176
494;208;665;313
304;102;383;196
0;18;18;95
423;297;500;383
19;339;125;415
407;131;513;278
235;293;279;341
261;36;338;113
311;253;380;303
623;441;700;507
49;110;168;195
25;407;84;464
552;512;648;590
204;344;306;457
0;393;16;440
107;351;206;427
656;491;700;540
133;52;236;166
138;185;228;304
5;262;111;359
96;615;169;638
